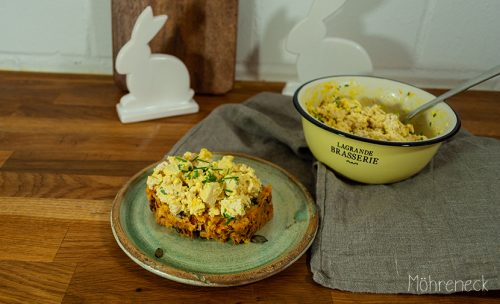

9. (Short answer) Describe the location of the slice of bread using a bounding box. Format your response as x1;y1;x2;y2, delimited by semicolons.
147;185;273;244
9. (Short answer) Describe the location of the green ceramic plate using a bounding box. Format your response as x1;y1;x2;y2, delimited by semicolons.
111;153;318;287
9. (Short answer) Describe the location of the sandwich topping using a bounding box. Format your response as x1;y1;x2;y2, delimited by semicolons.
307;86;427;142
146;149;262;218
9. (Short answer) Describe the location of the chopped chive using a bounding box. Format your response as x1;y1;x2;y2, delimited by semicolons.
194;166;209;171
223;212;234;225
203;172;218;183
175;156;187;162
160;189;167;195
344;84;349;87
433;113;437;117
197;158;210;163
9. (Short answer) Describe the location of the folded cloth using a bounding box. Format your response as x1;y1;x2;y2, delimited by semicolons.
312;130;500;293
168;92;499;294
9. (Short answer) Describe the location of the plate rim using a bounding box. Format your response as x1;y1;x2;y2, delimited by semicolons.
110;152;318;287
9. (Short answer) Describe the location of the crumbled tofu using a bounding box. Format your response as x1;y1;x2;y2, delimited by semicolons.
220;195;251;218
146;149;263;218
208;207;221;217
200;182;222;207
307;85;427;142
188;197;206;216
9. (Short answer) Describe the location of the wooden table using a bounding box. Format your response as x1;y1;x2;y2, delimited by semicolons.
0;71;499;303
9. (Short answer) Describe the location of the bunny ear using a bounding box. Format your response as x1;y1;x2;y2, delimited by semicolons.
145;15;167;42
131;6;167;44
308;0;346;20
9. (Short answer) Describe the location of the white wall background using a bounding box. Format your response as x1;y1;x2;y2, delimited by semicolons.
1;0;500;90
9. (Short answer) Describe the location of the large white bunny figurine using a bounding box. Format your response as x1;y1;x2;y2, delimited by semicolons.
115;6;198;123
283;0;373;96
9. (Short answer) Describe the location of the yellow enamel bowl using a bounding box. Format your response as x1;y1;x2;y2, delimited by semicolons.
293;76;461;184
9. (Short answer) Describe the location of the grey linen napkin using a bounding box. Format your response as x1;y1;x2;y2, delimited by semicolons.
167;92;500;293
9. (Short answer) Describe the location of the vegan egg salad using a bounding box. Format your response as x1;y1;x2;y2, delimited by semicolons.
146;148;273;244
307;86;427;142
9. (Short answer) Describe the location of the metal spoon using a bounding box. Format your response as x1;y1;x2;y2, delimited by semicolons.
402;64;500;123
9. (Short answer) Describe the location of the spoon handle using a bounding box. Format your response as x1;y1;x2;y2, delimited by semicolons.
404;64;500;122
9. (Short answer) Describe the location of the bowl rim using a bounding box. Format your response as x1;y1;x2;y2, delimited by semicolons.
293;75;461;147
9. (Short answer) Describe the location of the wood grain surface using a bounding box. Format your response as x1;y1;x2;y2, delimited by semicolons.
111;0;238;94
0;70;499;303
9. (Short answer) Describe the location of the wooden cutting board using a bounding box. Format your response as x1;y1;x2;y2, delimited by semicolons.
111;0;238;95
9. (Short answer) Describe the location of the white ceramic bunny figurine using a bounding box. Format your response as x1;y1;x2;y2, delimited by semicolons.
282;0;373;96
115;6;198;123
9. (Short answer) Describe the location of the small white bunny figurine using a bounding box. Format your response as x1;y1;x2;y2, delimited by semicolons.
282;0;373;96
115;6;198;123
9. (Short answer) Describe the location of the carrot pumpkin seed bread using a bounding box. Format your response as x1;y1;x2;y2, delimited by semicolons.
146;148;273;244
